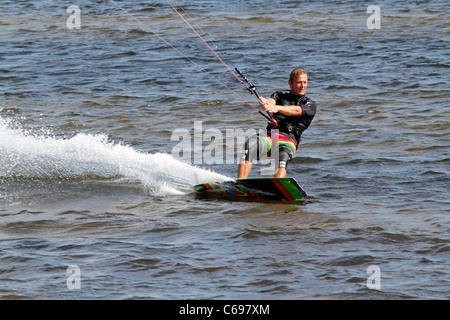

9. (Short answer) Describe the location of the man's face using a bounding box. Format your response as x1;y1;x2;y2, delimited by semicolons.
289;74;308;96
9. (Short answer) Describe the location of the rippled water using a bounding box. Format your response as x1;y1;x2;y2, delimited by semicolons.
0;0;449;300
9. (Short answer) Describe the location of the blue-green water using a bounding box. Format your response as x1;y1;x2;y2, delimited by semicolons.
0;0;448;299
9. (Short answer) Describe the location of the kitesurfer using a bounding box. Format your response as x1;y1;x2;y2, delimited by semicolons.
238;67;317;178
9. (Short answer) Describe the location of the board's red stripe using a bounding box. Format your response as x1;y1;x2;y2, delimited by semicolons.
271;179;295;201
205;183;214;190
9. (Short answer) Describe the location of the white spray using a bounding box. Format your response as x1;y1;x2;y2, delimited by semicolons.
0;117;231;197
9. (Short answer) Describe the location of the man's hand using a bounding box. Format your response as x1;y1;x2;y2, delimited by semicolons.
259;97;280;113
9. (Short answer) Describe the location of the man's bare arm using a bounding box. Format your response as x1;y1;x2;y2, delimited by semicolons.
259;97;303;117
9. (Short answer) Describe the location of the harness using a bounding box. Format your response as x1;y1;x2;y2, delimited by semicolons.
267;122;301;144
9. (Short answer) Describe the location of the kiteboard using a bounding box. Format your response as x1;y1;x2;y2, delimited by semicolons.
194;177;307;201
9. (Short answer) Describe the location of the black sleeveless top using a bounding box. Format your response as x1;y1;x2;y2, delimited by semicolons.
267;91;317;144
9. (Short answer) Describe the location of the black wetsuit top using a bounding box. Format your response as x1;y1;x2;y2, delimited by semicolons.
267;91;317;144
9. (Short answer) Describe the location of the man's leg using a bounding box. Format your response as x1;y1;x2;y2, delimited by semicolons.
238;133;267;179
274;167;287;178
238;159;252;179
274;147;293;178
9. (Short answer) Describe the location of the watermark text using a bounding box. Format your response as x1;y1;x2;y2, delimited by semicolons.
67;5;81;30
171;121;278;175
366;265;381;290
66;265;81;290
367;5;381;29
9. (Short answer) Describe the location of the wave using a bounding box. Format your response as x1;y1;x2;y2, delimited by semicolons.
0;117;231;197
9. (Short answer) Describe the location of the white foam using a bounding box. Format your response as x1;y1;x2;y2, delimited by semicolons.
0;117;231;197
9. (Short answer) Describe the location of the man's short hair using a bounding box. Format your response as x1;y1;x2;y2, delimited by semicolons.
289;68;308;82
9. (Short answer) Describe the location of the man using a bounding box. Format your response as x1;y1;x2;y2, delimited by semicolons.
238;67;316;178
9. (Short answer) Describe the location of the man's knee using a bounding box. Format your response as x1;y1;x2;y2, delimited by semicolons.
278;149;292;170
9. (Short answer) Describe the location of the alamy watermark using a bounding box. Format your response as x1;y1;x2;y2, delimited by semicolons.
171;121;279;175
67;5;81;30
366;265;381;290
367;5;381;30
66;4;381;31
66;265;81;290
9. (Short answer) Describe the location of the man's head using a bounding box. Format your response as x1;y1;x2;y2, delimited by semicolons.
289;67;308;96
